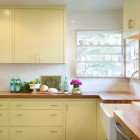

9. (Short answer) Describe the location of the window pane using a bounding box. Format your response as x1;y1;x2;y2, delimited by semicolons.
76;31;124;77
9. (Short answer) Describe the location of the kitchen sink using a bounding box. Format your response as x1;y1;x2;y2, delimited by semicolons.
99;102;140;140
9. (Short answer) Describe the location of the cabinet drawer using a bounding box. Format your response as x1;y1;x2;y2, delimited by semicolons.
11;127;62;140
0;101;8;109
11;110;62;126
0;110;8;126
0;127;8;140
11;100;62;109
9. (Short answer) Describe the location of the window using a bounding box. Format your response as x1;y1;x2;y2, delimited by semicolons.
76;31;124;77
125;39;139;78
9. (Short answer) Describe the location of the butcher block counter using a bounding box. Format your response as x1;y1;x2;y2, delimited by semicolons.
114;111;140;140
0;91;140;103
0;91;140;140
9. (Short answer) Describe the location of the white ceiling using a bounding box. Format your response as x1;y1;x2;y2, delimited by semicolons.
0;0;123;11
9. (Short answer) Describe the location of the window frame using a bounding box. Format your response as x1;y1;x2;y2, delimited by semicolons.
76;30;124;78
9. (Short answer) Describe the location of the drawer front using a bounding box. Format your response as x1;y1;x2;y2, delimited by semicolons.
0;110;8;126
11;127;62;140
0;127;8;140
11;110;62;126
11;100;62;109
0;101;8;109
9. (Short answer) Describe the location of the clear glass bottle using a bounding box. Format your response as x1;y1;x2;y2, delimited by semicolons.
15;76;21;92
10;77;15;93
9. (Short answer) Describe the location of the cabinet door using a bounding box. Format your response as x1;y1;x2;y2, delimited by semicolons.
133;0;140;30
14;9;39;63
0;9;13;63
123;0;140;38
11;100;62;109
11;110;62;126
11;127;62;140
65;100;97;140
0;127;8;140
0;110;8;126
39;9;65;63
0;100;9;109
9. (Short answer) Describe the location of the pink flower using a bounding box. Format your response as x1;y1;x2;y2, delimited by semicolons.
70;79;82;86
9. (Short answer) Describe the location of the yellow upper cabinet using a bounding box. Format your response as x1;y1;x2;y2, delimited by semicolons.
14;7;65;63
39;9;64;63
0;9;13;63
123;0;140;38
14;9;39;63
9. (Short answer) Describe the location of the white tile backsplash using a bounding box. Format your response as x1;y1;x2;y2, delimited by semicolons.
0;9;132;93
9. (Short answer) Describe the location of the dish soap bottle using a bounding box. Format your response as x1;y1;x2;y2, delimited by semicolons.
63;75;68;93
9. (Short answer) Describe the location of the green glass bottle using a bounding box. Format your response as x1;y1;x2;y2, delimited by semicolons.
63;75;68;92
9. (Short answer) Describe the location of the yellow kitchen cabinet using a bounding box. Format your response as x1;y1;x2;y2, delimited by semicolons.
10;99;64;140
0;110;8;126
0;100;9;140
123;0;140;38
0;127;9;140
11;127;63;140
14;8;65;63
0;9;13;63
39;9;64;63
14;9;40;63
10;100;62;109
11;110;63;126
65;99;97;140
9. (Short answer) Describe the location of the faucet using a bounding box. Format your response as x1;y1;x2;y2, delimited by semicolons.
129;70;140;86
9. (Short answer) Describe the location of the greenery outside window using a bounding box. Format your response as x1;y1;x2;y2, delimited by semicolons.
76;31;124;77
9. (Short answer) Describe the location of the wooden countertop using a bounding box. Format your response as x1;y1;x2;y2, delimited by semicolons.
0;91;140;103
114;111;140;140
0;92;99;98
99;91;140;103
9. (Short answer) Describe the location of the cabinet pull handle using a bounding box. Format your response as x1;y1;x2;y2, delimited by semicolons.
16;130;23;133
50;105;57;107
15;105;23;107
16;114;23;116
128;20;130;29
50;114;57;116
50;130;58;133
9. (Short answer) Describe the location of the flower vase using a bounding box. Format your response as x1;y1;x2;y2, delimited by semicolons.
72;85;82;94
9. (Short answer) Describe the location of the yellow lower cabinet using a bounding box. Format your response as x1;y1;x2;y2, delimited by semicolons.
65;99;97;140
11;127;62;140
11;110;62;126
0;110;8;126
0;127;8;140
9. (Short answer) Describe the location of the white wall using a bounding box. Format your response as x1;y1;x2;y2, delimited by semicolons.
0;9;130;93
